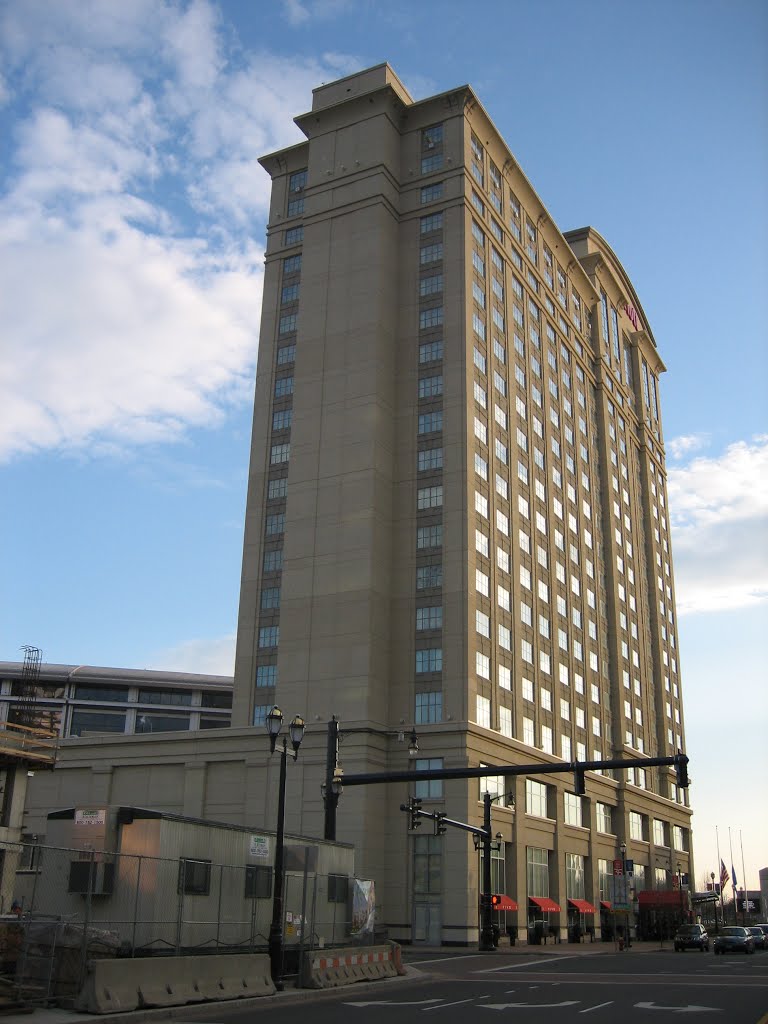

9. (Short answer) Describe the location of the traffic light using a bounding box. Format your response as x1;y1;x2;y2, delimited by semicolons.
400;799;422;829
573;768;586;796
434;812;447;836
490;894;501;910
674;751;689;788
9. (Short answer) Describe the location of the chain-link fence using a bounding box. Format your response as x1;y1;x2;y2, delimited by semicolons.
0;840;379;1004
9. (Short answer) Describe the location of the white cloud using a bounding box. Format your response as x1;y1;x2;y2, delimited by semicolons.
666;433;709;460
148;633;236;676
283;0;311;25
0;1;359;462
668;436;768;614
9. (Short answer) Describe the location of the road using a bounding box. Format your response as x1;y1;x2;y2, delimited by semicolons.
209;947;768;1023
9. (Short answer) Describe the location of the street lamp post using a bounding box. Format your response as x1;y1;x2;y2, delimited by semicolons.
676;862;683;928
620;841;631;948
266;705;305;991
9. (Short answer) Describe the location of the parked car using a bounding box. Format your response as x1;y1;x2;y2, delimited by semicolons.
747;927;766;950
713;926;755;954
753;924;768;942
674;924;709;951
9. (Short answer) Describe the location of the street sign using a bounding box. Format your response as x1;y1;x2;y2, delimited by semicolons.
625;859;634;876
613;858;624;876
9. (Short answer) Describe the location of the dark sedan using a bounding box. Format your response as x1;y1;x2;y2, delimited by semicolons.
747;926;766;950
674;924;709;951
714;926;755;954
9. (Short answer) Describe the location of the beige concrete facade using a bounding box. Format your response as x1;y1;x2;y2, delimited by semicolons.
231;63;694;945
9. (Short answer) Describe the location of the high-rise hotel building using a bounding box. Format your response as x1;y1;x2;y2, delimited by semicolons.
233;64;692;944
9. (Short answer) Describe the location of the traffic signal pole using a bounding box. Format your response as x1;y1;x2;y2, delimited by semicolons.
479;792;494;951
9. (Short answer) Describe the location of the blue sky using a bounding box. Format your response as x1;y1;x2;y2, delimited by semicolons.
1;0;766;893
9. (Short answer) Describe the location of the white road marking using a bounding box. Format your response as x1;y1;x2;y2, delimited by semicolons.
478;955;578;972
634;1001;722;1013
344;998;444;1007
579;1002;614;1014
482;1000;580;1010
423;998;476;1010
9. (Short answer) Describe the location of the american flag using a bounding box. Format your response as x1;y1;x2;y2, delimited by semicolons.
720;859;730;890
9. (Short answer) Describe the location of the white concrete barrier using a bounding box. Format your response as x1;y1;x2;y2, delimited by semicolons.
75;953;275;1013
301;943;403;989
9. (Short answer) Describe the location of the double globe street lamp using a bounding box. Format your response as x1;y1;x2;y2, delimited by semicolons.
265;705;305;991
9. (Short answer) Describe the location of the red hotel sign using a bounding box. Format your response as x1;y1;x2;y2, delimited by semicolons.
624;303;641;330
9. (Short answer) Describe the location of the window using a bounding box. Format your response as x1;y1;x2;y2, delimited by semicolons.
476;695;491;728
416;606;443;631
284;226;303;245
596;803;613;834
420;340;443;363
420;212;443;234
476;652;490;679
417;525;442;549
268;477;288;500
526;779;549;818
416;691;443;724
418;411;443;434
415;757;443;798
416;564;442;589
629;811;645;841
283;254;302;274
564;792;582;827
419;375;443;398
69;710;126;736
244;865;273;899
420;307;443;330
527;846;549;897
179;859;211;896
261;586;280;609
565;852;585;900
421;153;443;174
274;376;294;398
256;665;277;688
328;874;349;903
420;243;443;264
413;834;442;893
270;443;290;465
272;409;292;431
258;626;279;648
420;274;443;297
281;283;299;304
653;818;666;847
277;344;295;366
420;182;444;204
417;486;443;509
253;704;270;726
263;549;283;573
418;447;443;472
416;648;442;673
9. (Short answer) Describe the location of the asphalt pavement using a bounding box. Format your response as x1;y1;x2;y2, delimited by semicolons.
2;941;765;1024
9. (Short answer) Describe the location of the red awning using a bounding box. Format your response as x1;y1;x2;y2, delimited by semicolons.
600;900;612;910
638;890;686;907
494;895;518;911
529;896;561;912
568;898;596;914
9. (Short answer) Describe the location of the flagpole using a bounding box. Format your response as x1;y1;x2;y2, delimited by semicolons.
729;827;736;925
716;826;724;930
740;830;748;926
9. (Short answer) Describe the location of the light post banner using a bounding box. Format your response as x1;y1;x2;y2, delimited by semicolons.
351;879;376;937
609;875;631;912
